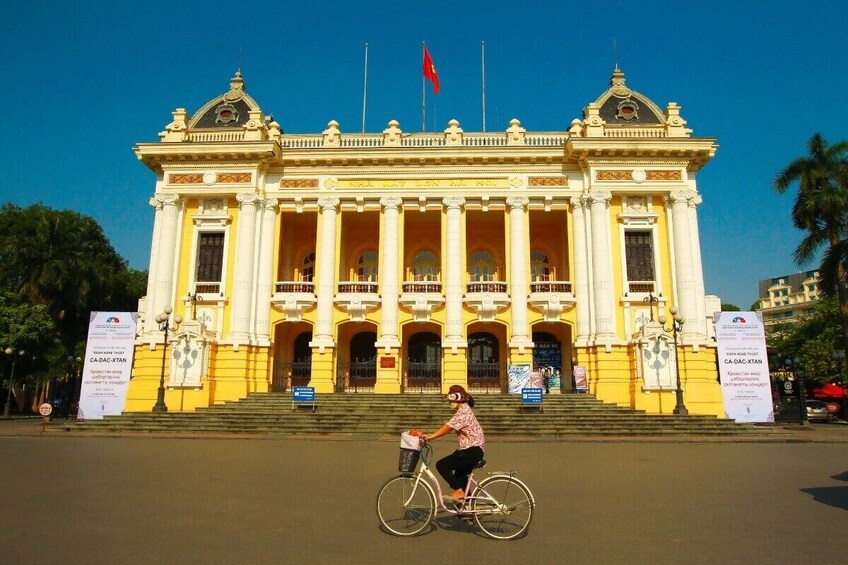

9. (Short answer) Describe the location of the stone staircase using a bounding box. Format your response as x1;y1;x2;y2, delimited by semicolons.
65;393;783;437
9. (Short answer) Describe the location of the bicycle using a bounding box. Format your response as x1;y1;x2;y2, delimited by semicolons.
376;438;535;540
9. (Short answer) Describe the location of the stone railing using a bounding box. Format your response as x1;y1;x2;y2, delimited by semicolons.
466;281;508;294
402;281;443;294
530;281;573;294
275;281;315;293
338;281;379;294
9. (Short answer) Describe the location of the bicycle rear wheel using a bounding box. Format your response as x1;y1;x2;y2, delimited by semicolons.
471;476;534;540
376;475;436;536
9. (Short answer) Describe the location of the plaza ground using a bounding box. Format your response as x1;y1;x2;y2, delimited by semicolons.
2;421;848;564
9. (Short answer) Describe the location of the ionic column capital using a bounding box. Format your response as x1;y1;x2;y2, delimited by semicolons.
506;196;529;210
380;197;403;210
589;190;612;204
318;197;340;212
236;192;262;207
262;197;279;211
442;197;466;210
153;193;180;207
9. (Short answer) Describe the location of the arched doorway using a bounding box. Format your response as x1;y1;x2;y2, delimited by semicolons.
290;331;312;388
532;331;562;393
467;332;502;392
343;331;377;392
406;332;441;393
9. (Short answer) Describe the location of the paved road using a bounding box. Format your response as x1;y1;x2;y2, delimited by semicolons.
2;431;848;564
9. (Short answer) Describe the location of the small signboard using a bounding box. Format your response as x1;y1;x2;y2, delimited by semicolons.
520;387;544;412
380;357;396;368
292;386;317;411
573;366;588;392
39;403;53;416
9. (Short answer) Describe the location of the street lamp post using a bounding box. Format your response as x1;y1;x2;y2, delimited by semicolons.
152;307;182;413
3;348;25;418
659;306;688;415
784;356;807;424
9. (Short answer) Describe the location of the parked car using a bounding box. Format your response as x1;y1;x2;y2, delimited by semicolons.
805;400;833;423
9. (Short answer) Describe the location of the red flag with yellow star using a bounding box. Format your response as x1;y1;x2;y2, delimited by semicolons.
423;46;440;94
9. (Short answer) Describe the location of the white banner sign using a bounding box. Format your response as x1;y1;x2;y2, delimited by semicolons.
716;311;773;423
77;312;138;420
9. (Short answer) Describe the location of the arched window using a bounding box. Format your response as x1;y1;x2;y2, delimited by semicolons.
412;251;439;281
530;251;551;281
468;332;499;363
301;251;315;282
357;251;379;281
468;250;496;281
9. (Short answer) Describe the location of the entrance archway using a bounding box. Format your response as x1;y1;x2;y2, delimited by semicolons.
344;331;377;392
467;332;502;392
406;332;441;392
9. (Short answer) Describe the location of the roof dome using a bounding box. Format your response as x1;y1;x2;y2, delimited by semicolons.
590;67;665;125
188;71;262;129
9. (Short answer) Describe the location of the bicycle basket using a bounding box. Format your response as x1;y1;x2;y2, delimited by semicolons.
398;447;421;473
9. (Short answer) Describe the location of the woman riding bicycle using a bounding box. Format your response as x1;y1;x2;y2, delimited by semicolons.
411;384;485;502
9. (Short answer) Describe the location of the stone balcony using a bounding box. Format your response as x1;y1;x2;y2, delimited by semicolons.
271;281;316;322
528;280;575;321
335;281;380;322
399;281;445;322
464;281;510;322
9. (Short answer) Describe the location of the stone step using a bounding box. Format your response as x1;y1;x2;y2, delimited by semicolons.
65;392;782;437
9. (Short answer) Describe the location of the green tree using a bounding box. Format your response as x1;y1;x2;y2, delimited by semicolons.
721;303;741;311
0;204;146;353
774;133;848;352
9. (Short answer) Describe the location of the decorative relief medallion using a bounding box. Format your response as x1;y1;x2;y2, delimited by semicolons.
217;173;251;184
632;169;647;184
203;199;224;213
281;179;319;188
214;103;239;125
202;172;217;185
624;196;648;211
170;174;203;184
595;170;632;181
528;177;567;187
646;170;682;181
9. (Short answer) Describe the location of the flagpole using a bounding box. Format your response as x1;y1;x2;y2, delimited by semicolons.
481;41;486;132
422;42;426;132
362;43;368;133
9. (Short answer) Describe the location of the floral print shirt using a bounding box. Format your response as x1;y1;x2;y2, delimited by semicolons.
447;403;485;451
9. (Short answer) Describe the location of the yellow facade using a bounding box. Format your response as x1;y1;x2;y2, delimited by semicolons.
127;68;724;417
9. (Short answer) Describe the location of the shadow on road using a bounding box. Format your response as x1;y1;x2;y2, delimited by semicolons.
801;481;848;512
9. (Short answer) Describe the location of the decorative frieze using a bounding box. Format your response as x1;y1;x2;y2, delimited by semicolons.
528;177;567;187
169;173;252;185
595;170;683;181
281;179;320;189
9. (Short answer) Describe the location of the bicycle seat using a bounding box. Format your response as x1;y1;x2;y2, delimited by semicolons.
475;459;487;469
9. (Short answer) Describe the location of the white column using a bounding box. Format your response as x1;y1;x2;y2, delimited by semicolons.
589;190;615;339
570;196;590;343
310;198;340;352
687;193;708;337
144;195;164;337
151;193;181;333
254;198;278;344
443;197;466;351
228;193;261;341
377;197;402;350
507;196;532;351
669;191;698;339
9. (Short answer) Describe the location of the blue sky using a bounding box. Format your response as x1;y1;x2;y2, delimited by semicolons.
2;0;846;309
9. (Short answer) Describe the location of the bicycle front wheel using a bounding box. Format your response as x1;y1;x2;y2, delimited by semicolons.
376;475;436;536
471;476;534;540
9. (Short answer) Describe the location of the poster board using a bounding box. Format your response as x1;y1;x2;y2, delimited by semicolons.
77;312;138;420
716;311;774;423
507;363;533;394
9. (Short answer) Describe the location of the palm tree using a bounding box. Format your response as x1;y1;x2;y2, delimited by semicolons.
774;133;848;350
